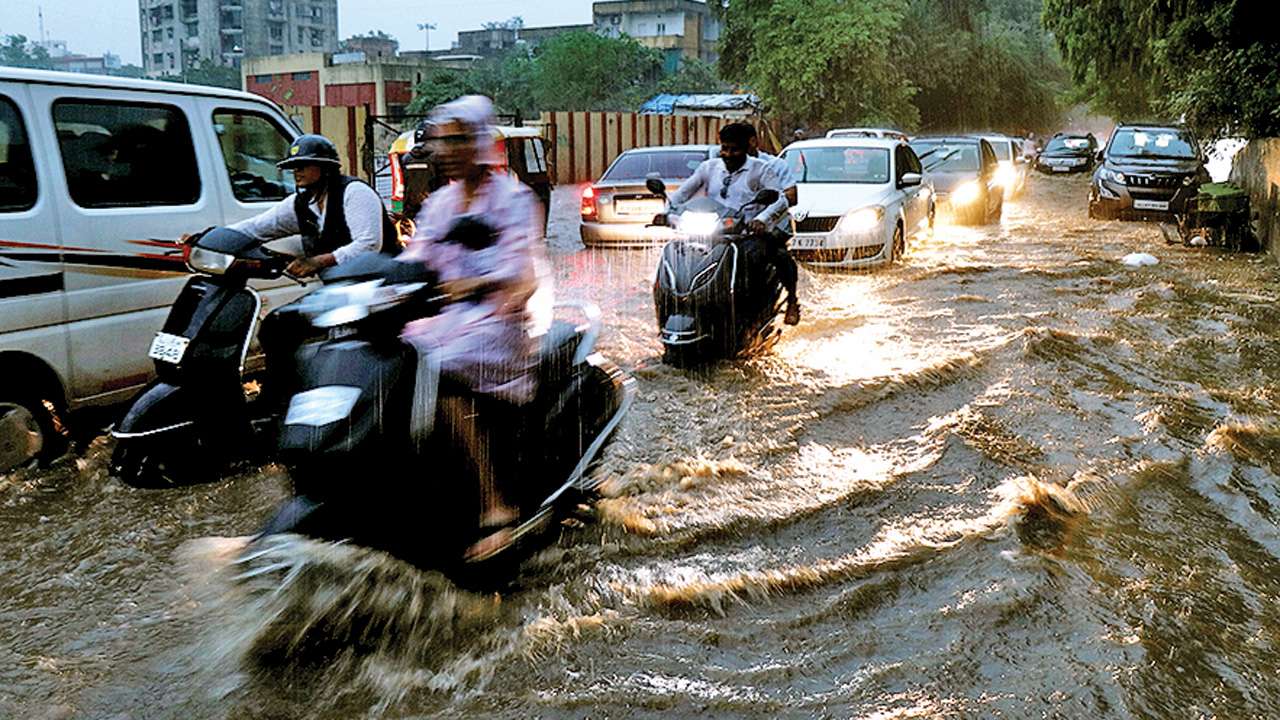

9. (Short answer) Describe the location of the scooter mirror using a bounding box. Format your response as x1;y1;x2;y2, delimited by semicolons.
645;174;667;197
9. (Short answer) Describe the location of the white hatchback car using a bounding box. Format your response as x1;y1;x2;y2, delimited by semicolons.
781;138;935;269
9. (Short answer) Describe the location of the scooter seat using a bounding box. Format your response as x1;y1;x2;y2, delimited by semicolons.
537;320;583;390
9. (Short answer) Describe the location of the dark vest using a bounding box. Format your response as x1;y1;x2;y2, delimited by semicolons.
294;175;399;257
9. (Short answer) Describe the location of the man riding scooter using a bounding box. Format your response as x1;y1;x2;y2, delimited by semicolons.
223;133;395;405
667;122;801;324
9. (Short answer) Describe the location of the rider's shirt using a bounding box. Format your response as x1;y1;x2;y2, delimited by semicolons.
229;179;384;263
400;171;548;405
669;156;792;233
757;151;797;233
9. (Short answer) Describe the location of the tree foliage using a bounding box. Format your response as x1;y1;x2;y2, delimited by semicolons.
715;0;1066;134
408;32;663;115
175;59;240;90
1043;0;1280;139
0;34;53;70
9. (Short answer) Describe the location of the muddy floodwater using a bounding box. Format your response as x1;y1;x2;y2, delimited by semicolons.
4;174;1280;719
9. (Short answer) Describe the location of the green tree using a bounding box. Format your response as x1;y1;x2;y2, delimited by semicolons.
656;58;730;95
531;31;662;111
1043;0;1279;139
175;59;240;90
716;0;1064;134
0;34;53;70
406;68;478;114
717;0;918;130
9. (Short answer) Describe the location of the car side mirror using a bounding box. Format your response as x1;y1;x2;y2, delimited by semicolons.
1095;150;1104;162
899;172;923;187
752;188;780;206
645;174;666;197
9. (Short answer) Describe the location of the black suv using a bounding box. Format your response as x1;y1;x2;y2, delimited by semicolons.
1035;133;1098;174
1088;124;1209;220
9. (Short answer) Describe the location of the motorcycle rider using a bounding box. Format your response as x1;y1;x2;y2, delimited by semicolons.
667;122;801;325
745;124;801;325
220;133;394;405
399;95;549;562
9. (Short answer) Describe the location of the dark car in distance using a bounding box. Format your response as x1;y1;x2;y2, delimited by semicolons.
909;135;1003;225
1088;124;1209;220
1035;133;1098;174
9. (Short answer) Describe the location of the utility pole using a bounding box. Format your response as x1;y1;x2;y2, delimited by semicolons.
416;22;436;53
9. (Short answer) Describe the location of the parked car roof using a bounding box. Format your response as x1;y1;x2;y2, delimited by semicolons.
621;144;718;154
911;135;984;144
825;127;909;140
786;137;905;151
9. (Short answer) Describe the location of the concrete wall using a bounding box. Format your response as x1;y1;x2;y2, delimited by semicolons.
1229;138;1280;258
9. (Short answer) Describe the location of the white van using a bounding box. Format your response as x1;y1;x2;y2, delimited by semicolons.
0;68;311;470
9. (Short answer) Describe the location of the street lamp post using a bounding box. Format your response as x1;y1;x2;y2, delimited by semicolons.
416;22;436;53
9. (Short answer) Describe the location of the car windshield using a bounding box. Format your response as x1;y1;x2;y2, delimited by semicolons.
783;147;891;183
1108;128;1197;159
911;142;980;172
1045;136;1092;153
985;139;1014;161
603;150;708;181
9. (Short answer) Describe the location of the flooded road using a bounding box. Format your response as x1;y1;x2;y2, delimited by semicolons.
5;173;1280;718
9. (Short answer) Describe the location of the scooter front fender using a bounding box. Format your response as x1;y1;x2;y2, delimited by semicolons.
112;381;193;439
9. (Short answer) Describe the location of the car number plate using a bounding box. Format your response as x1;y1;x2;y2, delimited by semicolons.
1133;199;1169;211
148;332;190;364
615;198;661;216
791;236;825;249
1052;165;1071;172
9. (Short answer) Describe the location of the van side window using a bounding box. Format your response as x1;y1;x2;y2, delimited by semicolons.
211;110;296;201
0;96;37;212
53;100;200;208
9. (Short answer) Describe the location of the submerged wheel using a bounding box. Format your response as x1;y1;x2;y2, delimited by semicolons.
928;202;936;231
0;394;66;473
891;224;905;263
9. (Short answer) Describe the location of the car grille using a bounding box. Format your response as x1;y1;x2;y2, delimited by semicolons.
792;245;883;263
1125;174;1181;189
795;216;840;233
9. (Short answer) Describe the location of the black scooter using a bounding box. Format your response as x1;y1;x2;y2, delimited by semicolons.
649;177;786;367
253;251;635;579
110;227;301;486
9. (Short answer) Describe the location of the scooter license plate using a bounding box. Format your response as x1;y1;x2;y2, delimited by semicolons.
1133;199;1169;211
148;332;190;364
792;236;825;249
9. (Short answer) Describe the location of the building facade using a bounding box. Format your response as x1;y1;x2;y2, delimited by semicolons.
243;53;435;116
593;0;719;71
138;0;339;78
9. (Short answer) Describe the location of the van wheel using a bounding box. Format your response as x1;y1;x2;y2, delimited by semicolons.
0;394;67;473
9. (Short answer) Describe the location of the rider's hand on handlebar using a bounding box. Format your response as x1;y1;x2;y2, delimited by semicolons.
747;219;769;235
286;256;326;278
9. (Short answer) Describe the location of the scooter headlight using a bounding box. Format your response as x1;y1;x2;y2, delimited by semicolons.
838;205;885;233
285;386;362;427
951;181;981;206
676;211;721;237
187;246;237;275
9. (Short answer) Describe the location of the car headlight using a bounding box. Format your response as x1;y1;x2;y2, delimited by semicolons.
838;205;885;233
1101;168;1126;184
187;246;237;275
676;211;721;236
285;386;362;427
951;181;981;205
